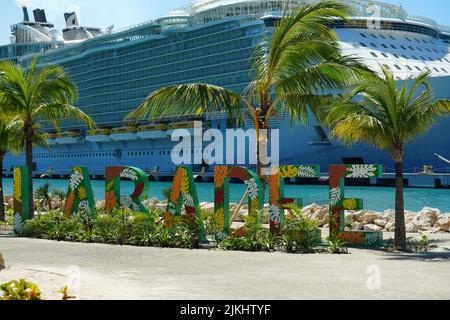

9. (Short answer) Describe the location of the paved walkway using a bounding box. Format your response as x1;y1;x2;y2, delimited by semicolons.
1;233;450;300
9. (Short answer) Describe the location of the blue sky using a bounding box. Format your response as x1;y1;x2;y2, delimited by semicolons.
1;0;450;45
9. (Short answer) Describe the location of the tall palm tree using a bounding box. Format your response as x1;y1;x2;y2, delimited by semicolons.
0;118;21;222
126;0;372;175
0;59;96;219
326;66;450;251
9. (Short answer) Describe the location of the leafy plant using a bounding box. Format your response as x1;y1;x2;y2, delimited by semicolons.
58;286;76;301
52;188;67;202
34;183;53;211
219;211;278;252
161;188;172;201
0;279;42;300
409;234;432;253
281;204;321;254
327;231;349;254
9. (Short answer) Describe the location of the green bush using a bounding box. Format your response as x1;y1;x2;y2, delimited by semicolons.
0;279;42;300
327;231;349;254
281;204;322;254
17;205;337;255
219;211;279;252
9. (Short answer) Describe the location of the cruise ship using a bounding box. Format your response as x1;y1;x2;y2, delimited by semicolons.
1;0;450;178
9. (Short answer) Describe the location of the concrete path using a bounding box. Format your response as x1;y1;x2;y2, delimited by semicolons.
1;233;450;300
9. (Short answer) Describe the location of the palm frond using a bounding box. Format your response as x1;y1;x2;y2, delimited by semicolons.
327;64;450;156
126;83;243;123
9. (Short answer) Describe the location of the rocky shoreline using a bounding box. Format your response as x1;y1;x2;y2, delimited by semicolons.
4;196;450;234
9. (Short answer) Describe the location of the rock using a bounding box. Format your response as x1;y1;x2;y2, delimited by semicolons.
344;212;354;225
353;211;366;222
317;213;329;227
385;220;395;232
406;223;419;233
95;200;105;210
148;198;160;206
154;203;168;211
303;203;321;215
362;212;382;224
201;203;215;215
413;220;433;231
435;217;450;232
0;253;4;270
364;224;382;232
382;210;395;220
417;207;441;226
374;219;387;228
352;222;365;231
315;206;329;220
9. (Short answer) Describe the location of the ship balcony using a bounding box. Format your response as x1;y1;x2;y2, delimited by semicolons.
55;131;82;145
110;127;138;141
137;124;168;140
167;121;203;137
86;129;112;143
45;133;57;145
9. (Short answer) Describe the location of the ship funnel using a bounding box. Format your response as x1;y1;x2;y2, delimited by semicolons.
64;12;79;27
33;9;48;23
22;6;30;22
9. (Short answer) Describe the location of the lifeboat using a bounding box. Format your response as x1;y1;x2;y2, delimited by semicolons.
86;129;112;143
54;131;82;145
44;133;57;145
137;124;168;140
110;126;138;141
166;121;202;137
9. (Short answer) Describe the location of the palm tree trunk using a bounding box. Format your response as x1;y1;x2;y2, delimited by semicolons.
256;118;269;177
0;155;5;222
394;159;407;251
25;129;34;219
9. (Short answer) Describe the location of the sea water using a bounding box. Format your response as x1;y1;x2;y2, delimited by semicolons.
2;179;449;212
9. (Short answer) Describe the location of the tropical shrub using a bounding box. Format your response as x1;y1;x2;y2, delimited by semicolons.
219;211;279;252
327;231;349;254
281;204;322;254
0;279;42;300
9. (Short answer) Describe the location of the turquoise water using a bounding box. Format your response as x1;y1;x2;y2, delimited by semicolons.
2;179;449;212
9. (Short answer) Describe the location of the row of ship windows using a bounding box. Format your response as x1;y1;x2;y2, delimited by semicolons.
358;41;448;55
76;70;250;103
34;150;181;160
61;25;258;71
368;51;449;73
381;63;448;74
359;32;437;45
38;21;240;67
67;38;257;79
72;53;252;87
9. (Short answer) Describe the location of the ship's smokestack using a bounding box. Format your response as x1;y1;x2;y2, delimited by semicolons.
64;12;79;27
22;6;30;22
33;9;48;23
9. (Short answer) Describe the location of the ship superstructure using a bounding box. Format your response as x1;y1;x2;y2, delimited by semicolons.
1;0;450;177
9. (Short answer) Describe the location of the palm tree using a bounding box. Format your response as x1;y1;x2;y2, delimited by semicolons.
126;0;371;175
0;59;96;219
0;118;21;222
326;66;450;251
34;183;53;212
